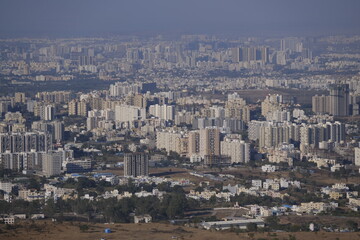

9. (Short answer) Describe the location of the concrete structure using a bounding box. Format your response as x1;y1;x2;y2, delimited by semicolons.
149;104;175;121
200;127;220;158
220;137;250;163
115;105;146;122
201;218;265;230
156;130;188;156
355;147;360;166
134;214;152;223
0;131;52;153
66;159;92;173
0;181;13;194
329;84;349;116
42;150;63;177
124;153;149;177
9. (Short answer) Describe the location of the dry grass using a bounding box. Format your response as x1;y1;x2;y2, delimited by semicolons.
1;221;359;240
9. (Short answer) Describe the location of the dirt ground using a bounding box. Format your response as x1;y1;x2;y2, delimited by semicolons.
280;215;360;229
233;88;327;104
1;221;359;240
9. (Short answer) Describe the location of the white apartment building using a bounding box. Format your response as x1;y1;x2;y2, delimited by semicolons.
220;137;250;163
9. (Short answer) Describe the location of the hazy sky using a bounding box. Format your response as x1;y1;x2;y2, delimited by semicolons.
1;0;360;37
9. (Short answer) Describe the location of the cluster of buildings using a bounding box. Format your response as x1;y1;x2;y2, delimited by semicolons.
1;34;360;228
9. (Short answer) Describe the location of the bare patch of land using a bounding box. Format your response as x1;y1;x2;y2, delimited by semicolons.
1;221;359;240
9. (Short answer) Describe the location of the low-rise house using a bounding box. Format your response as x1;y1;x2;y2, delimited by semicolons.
261;165;279;172
349;198;360;207
200;218;265;230
330;164;344;172
293;202;337;214
18;189;45;202
0;216;15;224
31;214;45;219
134;214;152;223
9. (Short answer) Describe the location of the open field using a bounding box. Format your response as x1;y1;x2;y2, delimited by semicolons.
279;215;360;229
234;88;327;104
1;221;359;240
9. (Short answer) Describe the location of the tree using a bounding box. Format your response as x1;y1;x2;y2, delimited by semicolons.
28;178;41;190
44;199;57;218
265;216;280;230
165;192;188;219
209;195;217;205
79;224;89;232
346;220;358;231
246;222;258;232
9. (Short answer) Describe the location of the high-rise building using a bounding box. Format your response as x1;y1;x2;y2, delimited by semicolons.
87;117;97;131
312;95;329;114
115;105;146;122
0;100;11;114
0;132;52;153
0;151;46;171
258;122;300;149
68;100;89;116
14;92;26;103
156;130;188;156
68;100;78;116
329;84;350;116
52;121;64;143
36;91;72;103
355;148;360;166
43;105;55;121
280;37;302;52
300;122;345;148
261;94;283;116
42;150;62;177
200;127;220;158
124;153;149;177
109;82;141;97
188;131;200;157
221;137;250;163
225;103;250;123
0;181;13;194
78;100;89;117
232;47;269;63
149;104;175;121
350;95;360;116
32;121;64;143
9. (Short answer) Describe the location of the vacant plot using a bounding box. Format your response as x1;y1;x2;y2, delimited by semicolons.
233;88;327;104
1;221;359;240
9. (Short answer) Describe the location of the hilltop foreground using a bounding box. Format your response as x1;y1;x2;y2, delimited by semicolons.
1;221;359;240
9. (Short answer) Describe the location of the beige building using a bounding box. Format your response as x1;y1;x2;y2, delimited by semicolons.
115;105;146;122
220;137;250;163
156;130;188;156
188;131;200;157
36;91;72;103
14;92;26;103
261;94;283;116
296;202;335;214
200;127;220;158
312;94;329;114
225;98;250;122
68;100;89;116
355;147;360;166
